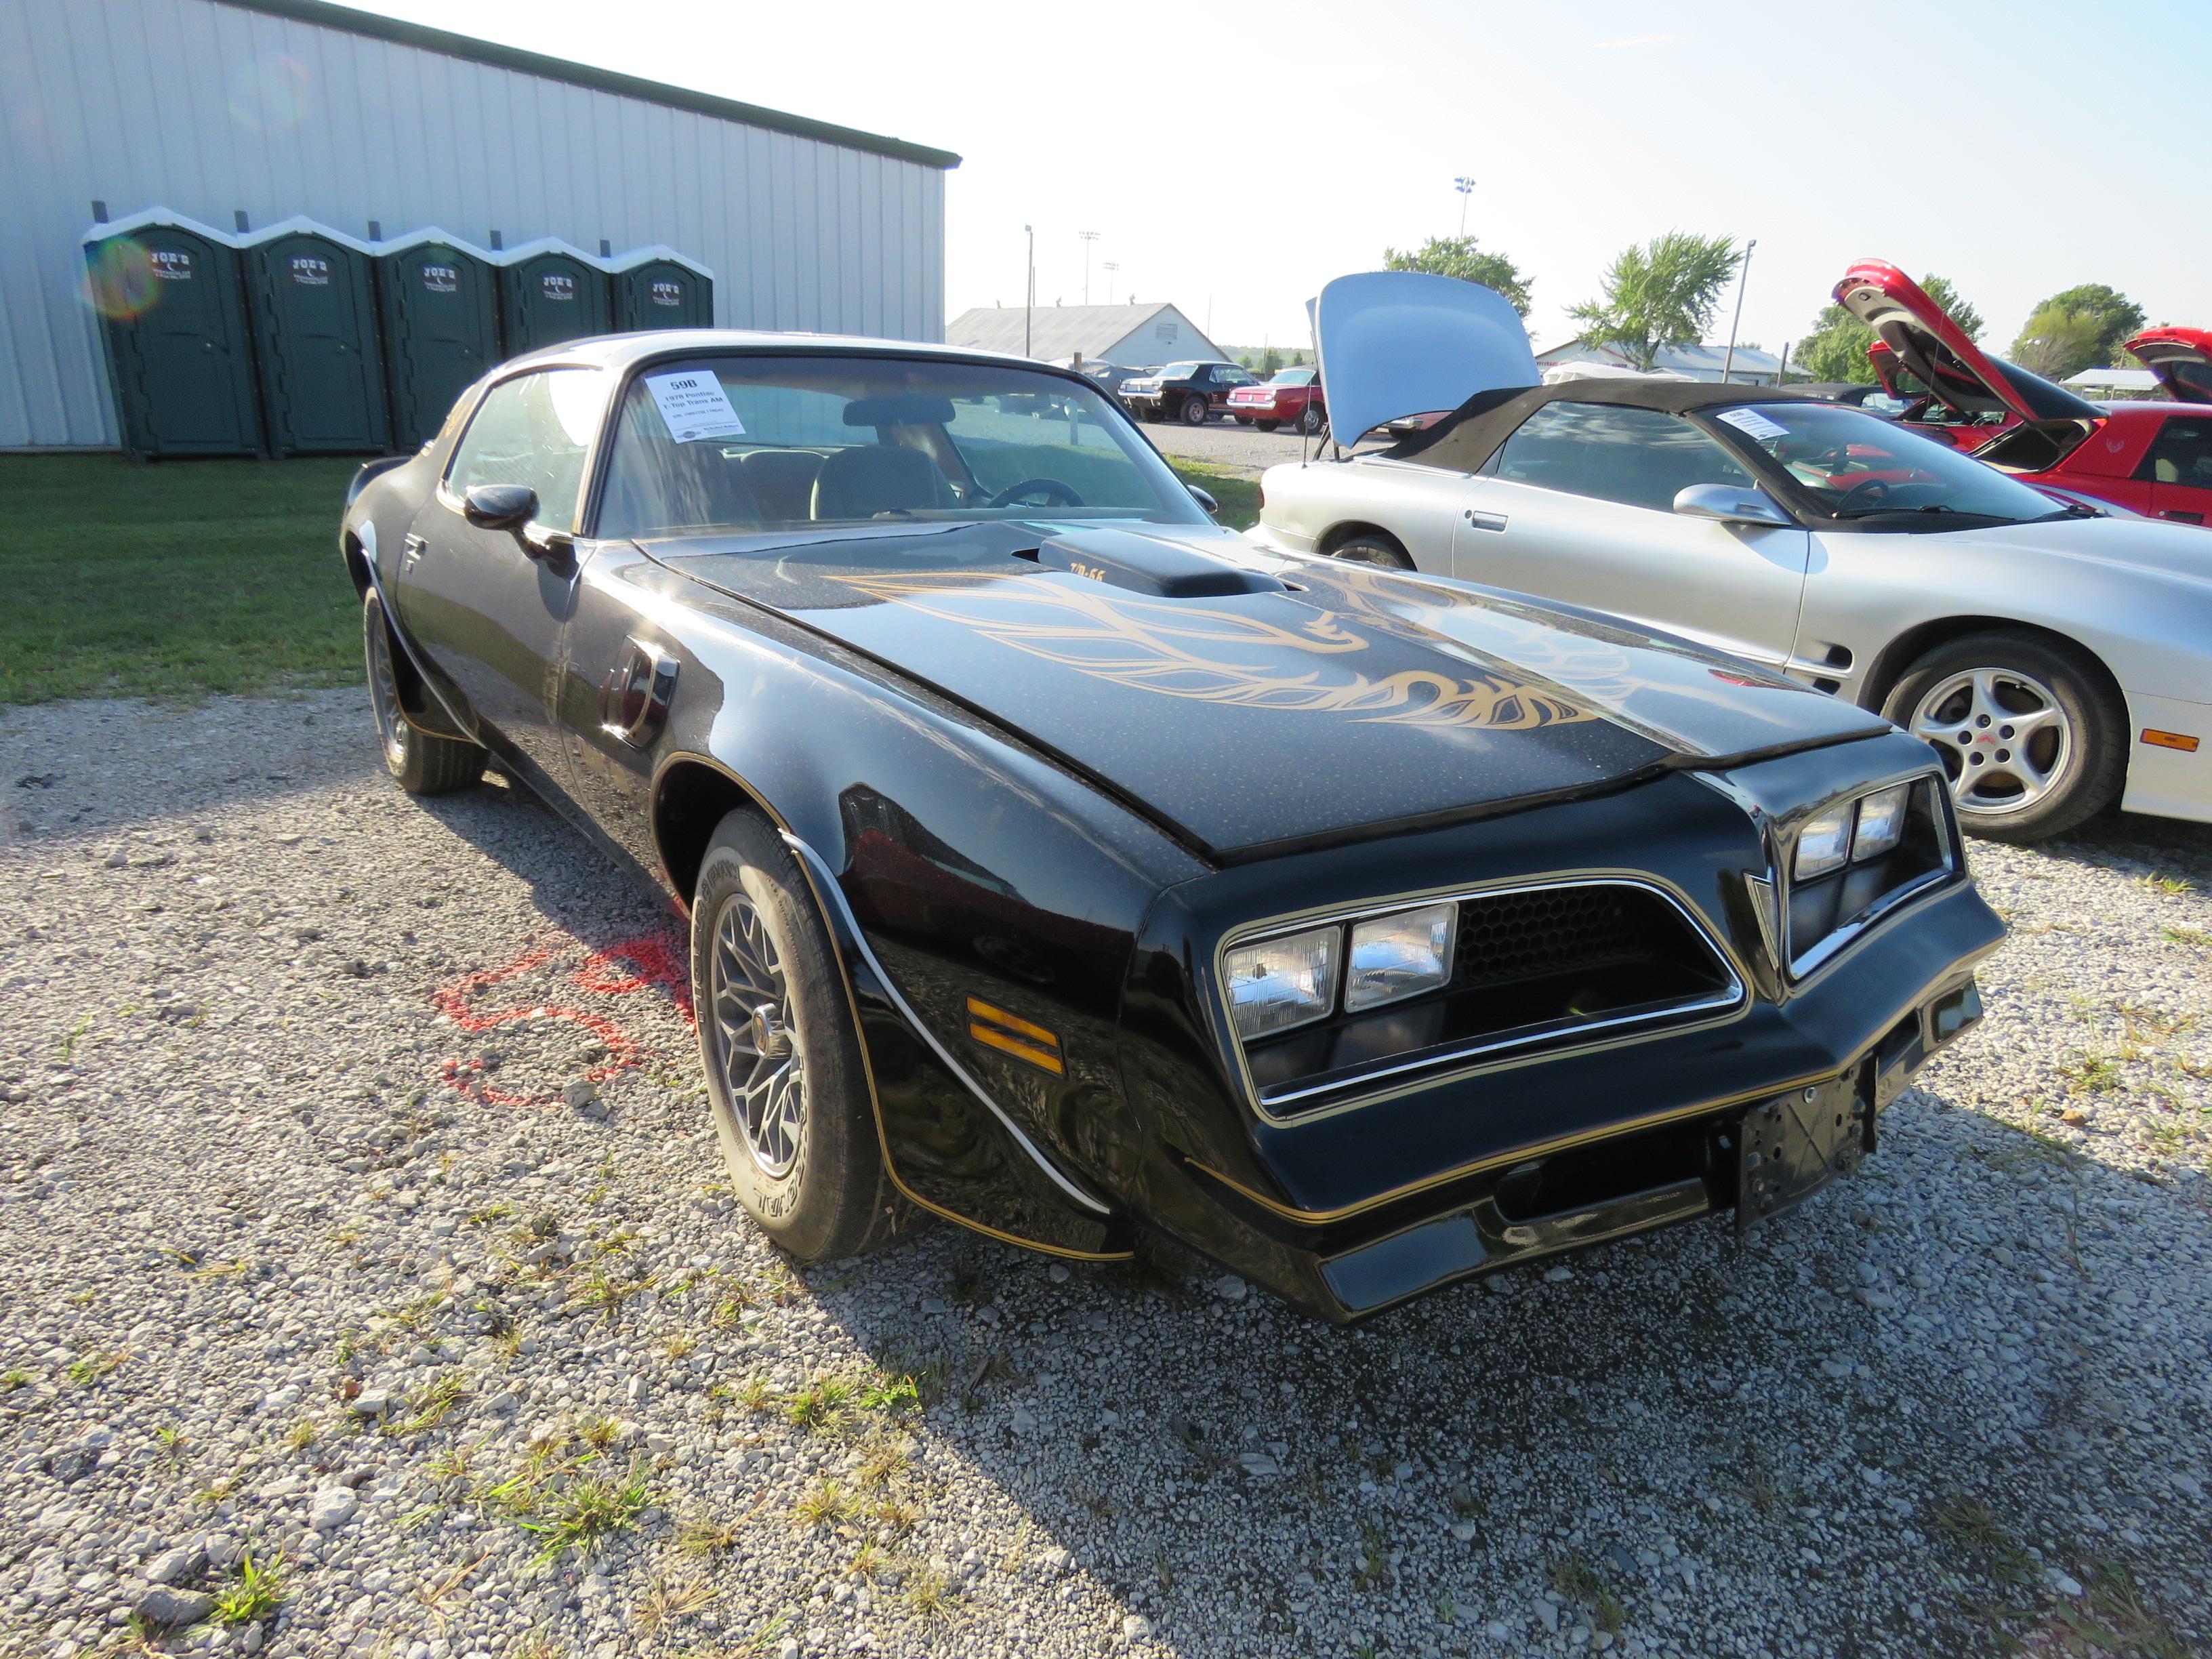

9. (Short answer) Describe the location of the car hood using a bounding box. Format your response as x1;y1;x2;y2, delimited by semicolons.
1312;271;1538;447
650;519;1886;860
2126;327;2212;404
1835;260;2100;426
1918;514;2212;587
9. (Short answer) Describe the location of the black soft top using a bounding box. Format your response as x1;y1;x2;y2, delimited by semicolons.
1390;380;1832;473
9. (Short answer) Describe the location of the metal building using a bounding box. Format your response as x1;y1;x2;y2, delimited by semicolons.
0;0;958;451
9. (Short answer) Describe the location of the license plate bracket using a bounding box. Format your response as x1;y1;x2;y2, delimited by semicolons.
1736;1071;1871;1233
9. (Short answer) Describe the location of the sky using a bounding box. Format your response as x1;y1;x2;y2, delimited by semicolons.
356;0;2211;359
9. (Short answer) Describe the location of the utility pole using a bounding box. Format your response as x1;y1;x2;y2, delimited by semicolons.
1721;237;1755;384
1103;261;1120;304
1078;230;1099;304
1454;176;1476;238
1023;224;1034;357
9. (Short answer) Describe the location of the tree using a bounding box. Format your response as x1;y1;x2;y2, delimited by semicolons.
2011;304;2108;380
1381;236;1534;318
1568;232;1739;373
2015;283;2145;368
1793;304;1876;383
1919;276;1984;343
1260;345;1284;375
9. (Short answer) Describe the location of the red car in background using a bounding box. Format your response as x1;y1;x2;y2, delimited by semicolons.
2126;327;2212;405
1227;365;1328;434
1836;261;2212;526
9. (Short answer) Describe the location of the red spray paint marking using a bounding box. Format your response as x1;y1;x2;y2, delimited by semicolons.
432;929;693;1110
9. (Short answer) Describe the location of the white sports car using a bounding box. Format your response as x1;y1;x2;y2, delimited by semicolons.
1248;273;2212;842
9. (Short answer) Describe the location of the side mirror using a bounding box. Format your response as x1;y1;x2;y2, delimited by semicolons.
1188;485;1219;516
1673;483;1793;528
464;482;538;530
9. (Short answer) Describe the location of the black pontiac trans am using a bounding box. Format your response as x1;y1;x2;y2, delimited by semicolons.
339;331;2004;1322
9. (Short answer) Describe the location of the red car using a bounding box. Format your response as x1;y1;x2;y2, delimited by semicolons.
2126;327;2212;405
1227;365;1328;434
1836;262;2212;525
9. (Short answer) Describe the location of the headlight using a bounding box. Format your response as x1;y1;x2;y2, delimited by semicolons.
1344;903;1456;1012
1852;783;1910;860
1793;802;1854;878
1225;924;1340;1041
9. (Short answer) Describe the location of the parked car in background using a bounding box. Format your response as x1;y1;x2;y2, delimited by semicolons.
1070;361;1145;403
337;326;2003;1321
1791;382;1913;415
1252;271;2212;844
1837;262;2212;526
1228;365;1327;434
2125;327;2212;404
1120;360;1256;425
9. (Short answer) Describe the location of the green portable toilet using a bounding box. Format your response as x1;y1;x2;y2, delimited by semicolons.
241;218;390;455
374;228;499;449
493;239;612;356
609;246;714;331
81;210;263;458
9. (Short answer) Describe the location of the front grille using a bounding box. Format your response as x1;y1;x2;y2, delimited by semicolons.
1454;883;1687;989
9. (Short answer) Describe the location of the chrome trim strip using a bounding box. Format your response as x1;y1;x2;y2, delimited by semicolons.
780;831;1112;1216
1216;875;1750;1124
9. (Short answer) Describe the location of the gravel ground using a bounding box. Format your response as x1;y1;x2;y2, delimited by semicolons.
3;691;2209;1659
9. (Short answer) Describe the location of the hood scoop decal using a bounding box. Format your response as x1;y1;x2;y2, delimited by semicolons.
1025;527;1286;598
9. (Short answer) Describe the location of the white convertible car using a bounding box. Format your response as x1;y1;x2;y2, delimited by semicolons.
1248;273;2212;842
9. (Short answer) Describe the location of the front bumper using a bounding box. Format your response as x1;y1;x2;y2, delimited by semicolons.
1129;863;2003;1322
2120;690;2212;825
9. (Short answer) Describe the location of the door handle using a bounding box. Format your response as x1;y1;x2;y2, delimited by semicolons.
600;639;678;749
1462;510;1508;532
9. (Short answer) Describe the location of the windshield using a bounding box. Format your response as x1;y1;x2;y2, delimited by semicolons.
1704;402;2074;526
1159;363;1202;379
595;355;1207;538
1270;367;1316;386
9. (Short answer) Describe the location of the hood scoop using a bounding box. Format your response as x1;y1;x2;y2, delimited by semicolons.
1026;527;1285;598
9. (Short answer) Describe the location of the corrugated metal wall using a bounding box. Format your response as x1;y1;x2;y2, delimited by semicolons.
0;0;947;449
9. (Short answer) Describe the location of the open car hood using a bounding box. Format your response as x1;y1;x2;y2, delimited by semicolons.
1311;272;1538;447
1835;260;2099;426
651;519;1885;859
2127;327;2212;404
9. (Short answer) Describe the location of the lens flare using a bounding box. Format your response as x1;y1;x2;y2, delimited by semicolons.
83;239;161;321
225;52;308;132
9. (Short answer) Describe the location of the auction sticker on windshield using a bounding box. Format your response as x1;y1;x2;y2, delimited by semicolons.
645;371;746;443
1716;407;1790;442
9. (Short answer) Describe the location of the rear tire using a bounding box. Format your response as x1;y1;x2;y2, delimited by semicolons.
692;811;906;1261
1181;395;1210;426
1254;419;1280;433
362;592;484;796
1329;534;1415;572
1297;405;1326;436
1880;630;2125;843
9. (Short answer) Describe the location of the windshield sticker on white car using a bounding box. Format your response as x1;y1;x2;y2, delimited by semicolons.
644;371;747;443
1716;407;1790;442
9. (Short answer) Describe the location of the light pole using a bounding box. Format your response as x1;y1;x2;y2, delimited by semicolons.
1721;238;1756;384
1078;230;1100;304
1453;176;1475;238
1023;224;1034;357
1103;261;1120;304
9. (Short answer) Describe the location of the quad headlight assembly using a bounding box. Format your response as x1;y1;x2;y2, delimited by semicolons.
1783;775;1955;977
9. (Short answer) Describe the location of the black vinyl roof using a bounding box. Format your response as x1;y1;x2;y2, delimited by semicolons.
1391;380;1830;473
218;0;961;169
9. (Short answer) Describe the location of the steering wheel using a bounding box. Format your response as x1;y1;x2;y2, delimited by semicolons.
1833;476;1891;512
986;477;1083;510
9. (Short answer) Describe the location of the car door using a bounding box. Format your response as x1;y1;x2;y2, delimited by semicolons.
1445;401;1811;667
394;366;605;794
2135;413;2212;526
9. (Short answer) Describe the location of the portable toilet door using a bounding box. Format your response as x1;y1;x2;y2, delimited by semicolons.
609;246;714;331
81;210;263;458
241;218;390;455
493;239;611;355
374;229;499;449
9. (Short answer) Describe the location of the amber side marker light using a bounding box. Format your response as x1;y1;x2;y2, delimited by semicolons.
966;996;1065;1076
2142;729;2200;753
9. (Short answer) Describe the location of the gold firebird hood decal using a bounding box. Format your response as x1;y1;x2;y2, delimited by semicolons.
821;565;1625;733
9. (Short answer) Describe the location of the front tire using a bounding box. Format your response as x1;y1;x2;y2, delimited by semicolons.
1881;630;2125;842
1181;395;1210;426
692;811;904;1261
362;592;484;796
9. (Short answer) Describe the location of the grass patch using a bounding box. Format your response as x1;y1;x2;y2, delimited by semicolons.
1549;1553;1626;1634
516;1457;653;1565
213;1550;286;1625
1168;460;1259;531
0;453;363;704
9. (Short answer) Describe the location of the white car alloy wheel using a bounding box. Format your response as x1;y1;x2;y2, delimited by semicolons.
705;890;806;1177
1909;667;2072;818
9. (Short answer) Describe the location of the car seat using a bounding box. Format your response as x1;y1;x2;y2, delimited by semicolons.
741;450;826;521
811;445;953;519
